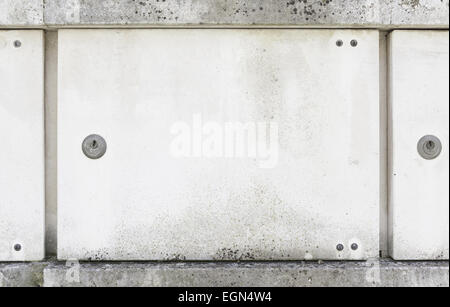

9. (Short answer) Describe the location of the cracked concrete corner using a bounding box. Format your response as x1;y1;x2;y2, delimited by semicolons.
1;0;447;28
0;0;44;27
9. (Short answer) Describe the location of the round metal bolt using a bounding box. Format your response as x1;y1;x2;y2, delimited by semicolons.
336;244;344;252
336;40;344;47
14;40;22;48
418;135;442;160
14;244;22;252
351;243;359;251
350;40;358;47
82;134;107;160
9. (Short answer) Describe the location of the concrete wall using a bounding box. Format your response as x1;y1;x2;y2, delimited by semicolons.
0;0;449;287
1;1;449;258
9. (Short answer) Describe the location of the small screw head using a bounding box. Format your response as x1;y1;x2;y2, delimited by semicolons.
418;135;442;160
336;244;344;252
350;40;358;47
351;243;359;251
336;40;344;47
82;134;107;160
14;40;22;48
14;244;22;252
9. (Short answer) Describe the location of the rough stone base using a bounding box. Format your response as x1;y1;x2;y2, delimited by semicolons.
1;260;448;287
0;262;45;287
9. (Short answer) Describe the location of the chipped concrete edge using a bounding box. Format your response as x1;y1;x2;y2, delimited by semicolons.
0;0;449;29
1;260;449;287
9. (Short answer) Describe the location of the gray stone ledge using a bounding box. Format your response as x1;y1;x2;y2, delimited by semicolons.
2;259;449;287
1;0;449;29
0;262;45;287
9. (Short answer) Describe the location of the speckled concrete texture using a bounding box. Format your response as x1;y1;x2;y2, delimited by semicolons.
42;260;450;287
0;262;45;287
1;260;448;287
1;0;449;28
0;0;43;26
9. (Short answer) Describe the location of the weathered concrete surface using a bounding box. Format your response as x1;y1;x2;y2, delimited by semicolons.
0;0;43;26
0;30;46;262
388;30;449;260
0;262;45;287
1;0;449;28
1;260;448;287
57;29;380;262
40;260;449;287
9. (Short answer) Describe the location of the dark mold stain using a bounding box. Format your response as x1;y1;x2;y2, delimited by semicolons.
285;0;333;20
400;0;421;8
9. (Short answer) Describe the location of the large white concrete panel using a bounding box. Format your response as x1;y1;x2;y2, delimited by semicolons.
389;30;449;260
58;29;380;261
0;30;45;261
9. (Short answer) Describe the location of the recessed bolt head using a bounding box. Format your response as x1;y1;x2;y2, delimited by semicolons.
351;243;359;251
336;244;344;251
14;40;22;48
82;134;107;159
336;40;343;47
418;135;442;160
350;40;358;47
14;244;22;251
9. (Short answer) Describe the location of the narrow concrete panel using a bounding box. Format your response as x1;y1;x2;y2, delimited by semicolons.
0;31;45;261
58;29;380;261
389;30;449;260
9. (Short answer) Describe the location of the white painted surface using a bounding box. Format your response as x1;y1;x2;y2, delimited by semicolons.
389;31;449;260
58;29;380;261
0;31;45;261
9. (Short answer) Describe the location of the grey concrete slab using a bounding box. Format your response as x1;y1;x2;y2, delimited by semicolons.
1;0;449;28
2;260;448;287
56;29;380;262
0;0;43;27
41;260;449;287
